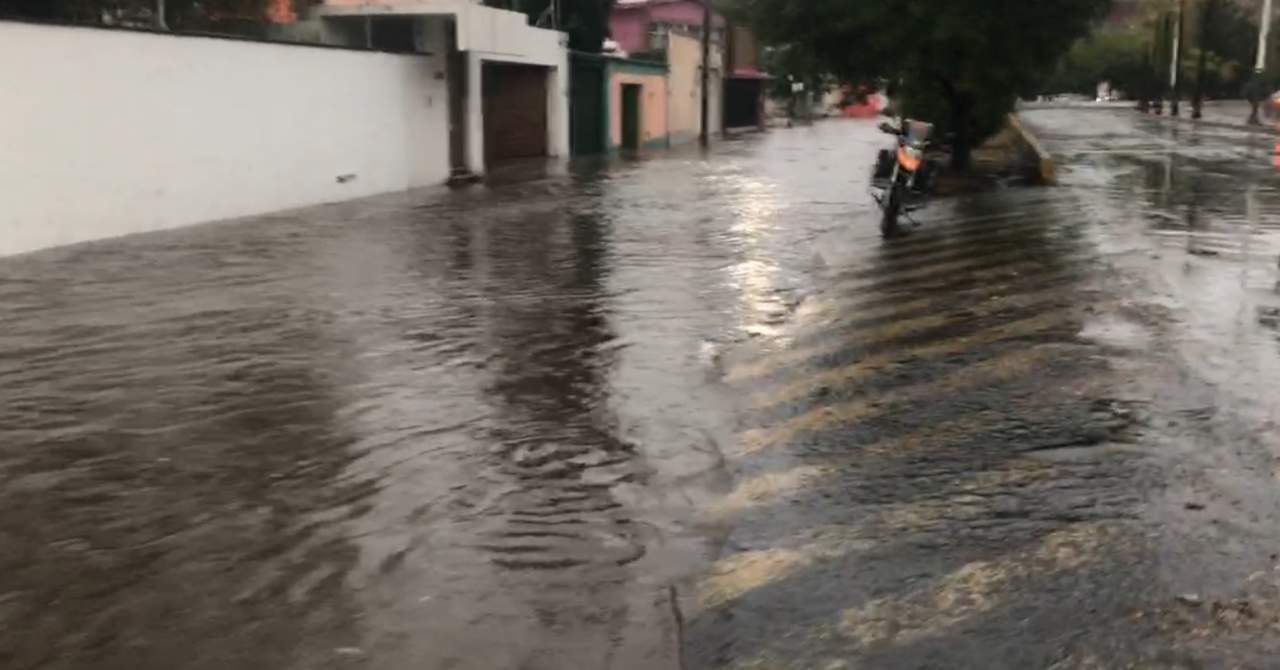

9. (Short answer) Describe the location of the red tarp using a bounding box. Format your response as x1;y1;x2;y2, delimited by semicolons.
842;93;883;119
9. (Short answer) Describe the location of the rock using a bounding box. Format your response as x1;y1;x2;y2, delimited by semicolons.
1184;501;1206;511
1176;593;1203;607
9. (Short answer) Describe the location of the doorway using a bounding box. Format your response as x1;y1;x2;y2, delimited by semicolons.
570;55;607;156
621;83;642;151
483;62;550;164
725;78;762;129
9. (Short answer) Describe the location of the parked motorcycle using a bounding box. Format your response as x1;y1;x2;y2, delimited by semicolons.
871;118;936;237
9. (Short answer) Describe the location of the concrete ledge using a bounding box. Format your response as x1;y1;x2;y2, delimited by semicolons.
605;136;672;155
1008;113;1057;186
668;130;699;147
1138;104;1276;135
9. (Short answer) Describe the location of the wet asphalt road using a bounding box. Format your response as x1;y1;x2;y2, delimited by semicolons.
3;110;1280;669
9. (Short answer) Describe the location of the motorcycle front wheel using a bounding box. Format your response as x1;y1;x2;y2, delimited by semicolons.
880;180;903;238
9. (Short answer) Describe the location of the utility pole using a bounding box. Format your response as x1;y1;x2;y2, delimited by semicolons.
1247;0;1274;124
1153;14;1170;114
1193;0;1214;119
1138;49;1152;112
1170;0;1185;116
699;0;712;147
1258;0;1274;73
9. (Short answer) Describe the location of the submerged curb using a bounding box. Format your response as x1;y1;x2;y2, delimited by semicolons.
1008;113;1057;186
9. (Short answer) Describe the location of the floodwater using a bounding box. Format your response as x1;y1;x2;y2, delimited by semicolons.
687;109;1280;669
4;111;1280;670
0;125;884;670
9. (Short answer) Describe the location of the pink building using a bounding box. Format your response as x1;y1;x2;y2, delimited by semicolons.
609;0;726;55
610;0;766;130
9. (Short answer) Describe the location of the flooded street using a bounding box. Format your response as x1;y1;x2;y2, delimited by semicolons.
4;110;1280;669
0;124;878;670
688;110;1280;668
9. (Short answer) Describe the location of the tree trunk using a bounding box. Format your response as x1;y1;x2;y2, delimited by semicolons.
1139;52;1153;113
155;0;167;29
1191;47;1206;119
949;96;973;171
934;75;972;171
951;134;973;171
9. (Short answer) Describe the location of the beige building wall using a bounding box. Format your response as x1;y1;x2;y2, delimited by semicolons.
667;32;702;145
609;70;669;149
666;32;724;143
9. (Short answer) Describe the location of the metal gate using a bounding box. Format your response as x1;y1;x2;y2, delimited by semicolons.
725;78;762;129
569;54;607;156
621;84;641;150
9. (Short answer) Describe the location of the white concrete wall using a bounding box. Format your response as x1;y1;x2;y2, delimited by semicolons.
465;25;570;173
313;1;570;175
0;21;451;256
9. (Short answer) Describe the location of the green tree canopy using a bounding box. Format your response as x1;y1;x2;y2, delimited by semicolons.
1045;26;1152;98
732;0;1112;168
1046;0;1268;110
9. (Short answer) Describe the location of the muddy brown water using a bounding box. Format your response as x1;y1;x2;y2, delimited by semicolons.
0;126;890;669
5;111;1280;669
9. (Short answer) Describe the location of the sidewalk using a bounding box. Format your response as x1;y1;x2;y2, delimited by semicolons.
1155;99;1275;132
1026;99;1272;132
1195;99;1252;126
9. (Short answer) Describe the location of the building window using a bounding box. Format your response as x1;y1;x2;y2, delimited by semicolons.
648;22;668;50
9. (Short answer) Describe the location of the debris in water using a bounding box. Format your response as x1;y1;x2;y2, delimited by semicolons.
699;340;723;370
1176;593;1203;607
1211;599;1258;623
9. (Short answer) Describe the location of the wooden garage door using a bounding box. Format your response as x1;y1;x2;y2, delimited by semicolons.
483;63;549;163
